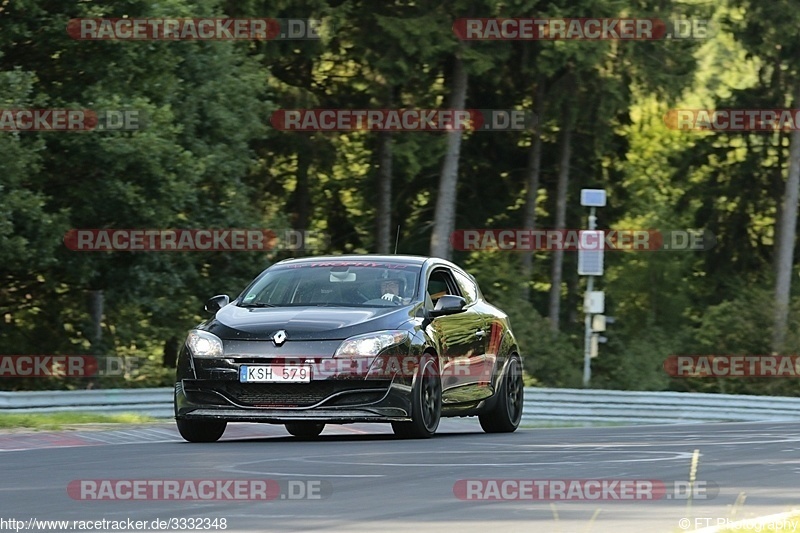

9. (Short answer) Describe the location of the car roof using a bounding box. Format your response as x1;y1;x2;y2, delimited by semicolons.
273;255;473;278
275;254;432;266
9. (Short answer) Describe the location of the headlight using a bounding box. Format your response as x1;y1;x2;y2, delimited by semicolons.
186;330;223;358
335;330;408;357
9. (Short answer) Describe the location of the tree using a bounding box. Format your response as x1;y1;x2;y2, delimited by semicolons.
430;50;469;260
774;84;800;351
521;81;546;301
720;0;800;350
547;100;574;331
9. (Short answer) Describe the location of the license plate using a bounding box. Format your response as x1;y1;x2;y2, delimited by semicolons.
239;365;311;383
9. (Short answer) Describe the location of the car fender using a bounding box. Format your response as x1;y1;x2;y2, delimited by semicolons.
482;323;520;410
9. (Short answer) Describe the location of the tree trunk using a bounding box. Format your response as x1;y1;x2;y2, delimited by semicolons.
773;129;785;279
86;289;103;352
521;80;546;301
567;265;579;324
772;83;800;352
376;130;393;254
430;51;468;260
163;336;179;368
548;117;573;332
293;148;311;232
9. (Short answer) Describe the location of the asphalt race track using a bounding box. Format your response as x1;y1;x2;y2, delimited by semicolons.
2;419;799;533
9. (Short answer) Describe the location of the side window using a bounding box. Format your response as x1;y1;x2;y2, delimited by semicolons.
452;270;477;305
427;269;458;305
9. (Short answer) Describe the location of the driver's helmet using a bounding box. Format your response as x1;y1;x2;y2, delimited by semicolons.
380;277;406;297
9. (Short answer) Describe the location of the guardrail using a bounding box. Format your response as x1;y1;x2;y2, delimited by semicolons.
2;387;800;424
520;388;800;425
0;388;173;419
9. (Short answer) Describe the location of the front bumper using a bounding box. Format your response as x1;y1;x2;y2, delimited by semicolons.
175;335;424;423
174;378;414;423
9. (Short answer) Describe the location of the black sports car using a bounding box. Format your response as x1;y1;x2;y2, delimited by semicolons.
174;255;523;441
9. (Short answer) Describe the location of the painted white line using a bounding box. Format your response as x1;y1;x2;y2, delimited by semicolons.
216;457;387;477
287;449;697;468
73;433;116;443
0;437;180;452
227;470;384;478
473;437;800;448
333;426;371;435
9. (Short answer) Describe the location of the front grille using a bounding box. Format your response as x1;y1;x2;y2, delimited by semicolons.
193;380;391;407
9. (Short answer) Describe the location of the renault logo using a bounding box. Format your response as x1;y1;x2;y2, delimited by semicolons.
272;330;287;346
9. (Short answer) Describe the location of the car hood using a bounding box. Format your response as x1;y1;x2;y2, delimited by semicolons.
202;304;415;341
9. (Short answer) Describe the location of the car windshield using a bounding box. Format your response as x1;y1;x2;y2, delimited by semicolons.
238;261;421;307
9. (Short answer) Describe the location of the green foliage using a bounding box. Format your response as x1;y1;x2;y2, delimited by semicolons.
670;285;800;397
0;0;275;373
2;0;800;397
591;326;677;391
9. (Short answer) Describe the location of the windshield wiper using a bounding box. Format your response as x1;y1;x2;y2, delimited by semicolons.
238;302;278;308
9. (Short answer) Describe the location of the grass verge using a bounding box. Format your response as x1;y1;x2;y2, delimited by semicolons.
0;412;157;430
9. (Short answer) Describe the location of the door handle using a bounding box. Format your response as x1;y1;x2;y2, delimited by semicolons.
475;329;485;338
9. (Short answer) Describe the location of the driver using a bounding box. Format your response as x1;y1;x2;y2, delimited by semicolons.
380;278;407;304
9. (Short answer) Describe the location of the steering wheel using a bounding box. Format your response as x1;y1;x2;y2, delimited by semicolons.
362;297;401;306
351;288;372;303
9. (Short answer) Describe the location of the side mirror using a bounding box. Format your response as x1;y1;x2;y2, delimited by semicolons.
429;295;467;317
204;294;230;314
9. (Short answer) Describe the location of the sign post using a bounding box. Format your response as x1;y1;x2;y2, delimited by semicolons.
579;189;606;387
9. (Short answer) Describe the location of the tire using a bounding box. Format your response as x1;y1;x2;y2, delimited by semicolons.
479;354;523;433
392;355;442;439
176;418;227;442
285;422;325;439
